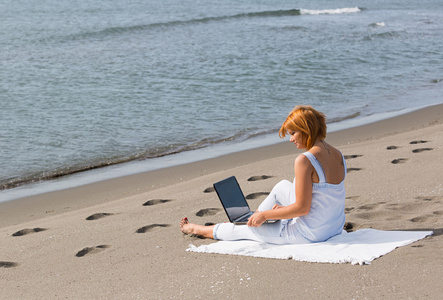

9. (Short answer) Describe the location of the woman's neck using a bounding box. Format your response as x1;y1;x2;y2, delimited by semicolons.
310;139;330;154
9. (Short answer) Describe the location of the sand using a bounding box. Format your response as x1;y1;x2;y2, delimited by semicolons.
1;104;442;299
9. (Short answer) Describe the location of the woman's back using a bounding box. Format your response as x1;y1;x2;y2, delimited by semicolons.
308;142;345;185
294;148;347;242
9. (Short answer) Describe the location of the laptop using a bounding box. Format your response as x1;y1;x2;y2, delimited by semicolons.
213;176;277;225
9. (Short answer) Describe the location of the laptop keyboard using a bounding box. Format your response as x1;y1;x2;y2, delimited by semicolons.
235;212;253;223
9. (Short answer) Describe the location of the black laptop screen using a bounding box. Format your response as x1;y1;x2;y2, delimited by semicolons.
214;176;250;220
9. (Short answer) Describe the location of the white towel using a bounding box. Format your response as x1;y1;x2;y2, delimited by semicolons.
187;229;433;265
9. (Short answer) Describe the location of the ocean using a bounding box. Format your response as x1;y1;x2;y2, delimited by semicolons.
1;0;442;201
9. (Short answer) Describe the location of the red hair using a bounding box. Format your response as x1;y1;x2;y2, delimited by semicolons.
279;105;327;150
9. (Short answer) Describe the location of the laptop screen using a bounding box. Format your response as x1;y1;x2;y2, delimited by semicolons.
214;176;250;221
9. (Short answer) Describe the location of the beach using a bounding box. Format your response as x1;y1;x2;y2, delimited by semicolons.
1;104;442;299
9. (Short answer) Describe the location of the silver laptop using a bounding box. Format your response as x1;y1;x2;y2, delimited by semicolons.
213;176;276;225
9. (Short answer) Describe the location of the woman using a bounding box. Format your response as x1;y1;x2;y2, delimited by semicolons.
180;105;346;244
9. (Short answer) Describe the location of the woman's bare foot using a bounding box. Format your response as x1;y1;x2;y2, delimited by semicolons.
180;217;215;239
180;217;192;234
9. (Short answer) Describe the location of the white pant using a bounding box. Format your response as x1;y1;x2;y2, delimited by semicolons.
213;180;309;245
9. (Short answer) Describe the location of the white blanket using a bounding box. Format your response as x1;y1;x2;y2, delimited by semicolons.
187;229;433;265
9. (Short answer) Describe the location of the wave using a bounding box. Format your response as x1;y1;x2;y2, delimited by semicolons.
369;22;386;27
363;31;402;41
327;112;361;123
300;7;361;15
57;7;361;42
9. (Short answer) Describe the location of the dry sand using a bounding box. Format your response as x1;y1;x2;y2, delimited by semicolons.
1;104;442;299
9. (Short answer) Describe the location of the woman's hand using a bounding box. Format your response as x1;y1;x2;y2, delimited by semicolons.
247;211;267;227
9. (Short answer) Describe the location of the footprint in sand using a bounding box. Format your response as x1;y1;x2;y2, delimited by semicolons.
391;158;408;164
143;199;172;206
0;261;19;268
343;222;355;232
409;207;442;222
247;175;273;181
246;192;269;200
353;211;389;220
86;213;114;220
196;208;221;217
409;216;430;223
12;228;48;237
410;140;429;144
203;187;215;193
352;202;389;220
412;148;434;153
356;203;381;210
415;196;435;201
75;245;111;257
385;203;412;211
344;155;363;159
387;146;399;150
136;224;171;233
344;197;359;216
347;168;362;173
345;207;354;213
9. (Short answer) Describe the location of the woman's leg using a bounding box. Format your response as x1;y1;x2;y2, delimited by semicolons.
181;218;308;245
215;221;309;245
180;218;215;239
258;180;294;211
214;221;294;244
213;222;261;242
180;218;284;243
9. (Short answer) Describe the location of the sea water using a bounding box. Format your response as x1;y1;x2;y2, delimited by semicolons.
1;0;442;200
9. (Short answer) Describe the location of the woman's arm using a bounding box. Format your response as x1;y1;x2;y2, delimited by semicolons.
247;155;313;227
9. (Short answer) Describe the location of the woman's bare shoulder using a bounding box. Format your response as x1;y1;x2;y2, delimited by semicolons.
330;145;344;160
294;153;313;168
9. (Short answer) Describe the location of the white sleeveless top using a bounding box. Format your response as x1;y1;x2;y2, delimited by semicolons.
290;151;347;242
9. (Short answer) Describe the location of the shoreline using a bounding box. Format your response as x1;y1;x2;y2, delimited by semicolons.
0;104;433;203
1;103;442;228
0;104;421;194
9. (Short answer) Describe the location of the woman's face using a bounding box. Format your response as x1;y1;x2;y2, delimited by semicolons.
289;130;305;149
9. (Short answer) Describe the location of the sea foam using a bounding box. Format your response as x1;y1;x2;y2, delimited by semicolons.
300;7;361;15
